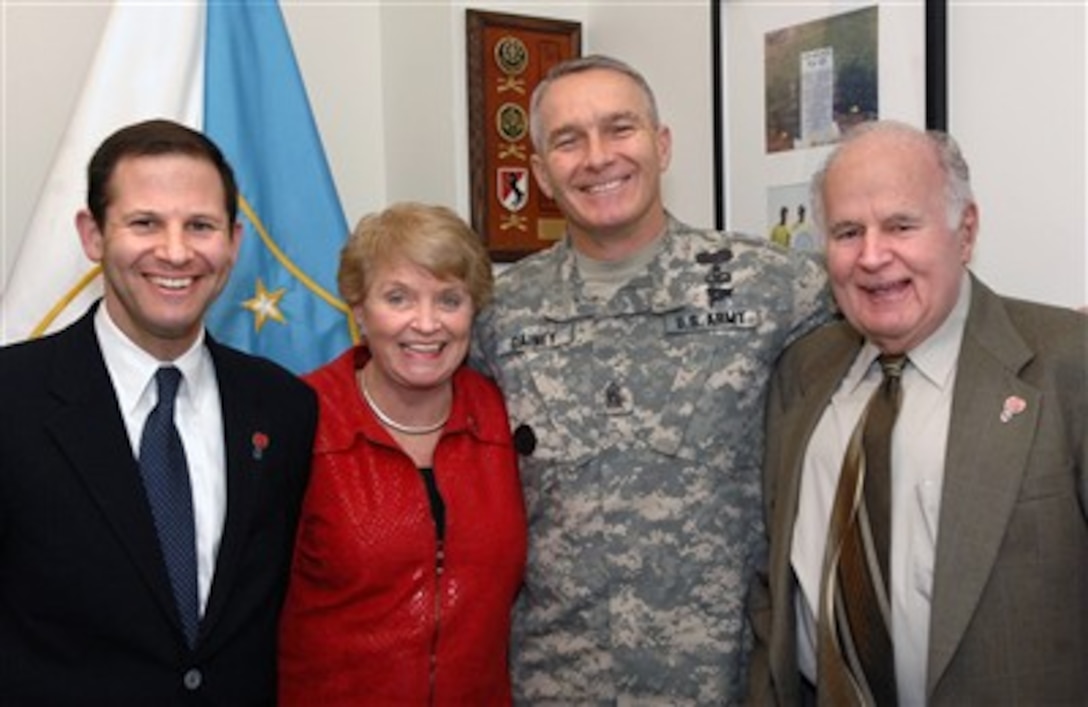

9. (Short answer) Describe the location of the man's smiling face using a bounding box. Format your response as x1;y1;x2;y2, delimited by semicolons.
530;67;672;258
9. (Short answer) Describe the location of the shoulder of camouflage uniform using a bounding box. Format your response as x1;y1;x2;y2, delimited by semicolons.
667;216;754;247
717;226;822;267
670;220;777;255
672;222;826;281
493;241;566;292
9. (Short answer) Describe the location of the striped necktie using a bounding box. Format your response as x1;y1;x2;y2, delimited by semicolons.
817;354;906;706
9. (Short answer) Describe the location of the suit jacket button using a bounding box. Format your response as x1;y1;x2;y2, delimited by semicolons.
183;668;203;691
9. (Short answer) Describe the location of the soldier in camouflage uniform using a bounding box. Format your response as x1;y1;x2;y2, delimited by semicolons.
471;55;833;705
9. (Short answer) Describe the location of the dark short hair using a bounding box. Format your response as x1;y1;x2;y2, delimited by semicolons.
86;119;238;230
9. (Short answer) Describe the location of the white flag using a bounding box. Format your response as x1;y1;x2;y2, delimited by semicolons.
0;2;205;343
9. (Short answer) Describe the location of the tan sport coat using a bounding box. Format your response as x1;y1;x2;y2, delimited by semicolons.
747;275;1088;705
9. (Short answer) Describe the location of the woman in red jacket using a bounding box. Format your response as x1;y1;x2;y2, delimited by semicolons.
279;203;526;705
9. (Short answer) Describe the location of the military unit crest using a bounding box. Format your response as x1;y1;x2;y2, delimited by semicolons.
492;39;533;235
498;167;530;212
494;35;529;89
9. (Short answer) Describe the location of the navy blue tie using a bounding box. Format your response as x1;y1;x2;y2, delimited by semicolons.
138;366;200;647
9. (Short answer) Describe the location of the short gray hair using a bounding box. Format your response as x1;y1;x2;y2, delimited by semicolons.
528;54;661;152
809;120;975;234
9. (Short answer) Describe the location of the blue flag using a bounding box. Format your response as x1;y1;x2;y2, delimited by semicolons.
204;0;354;375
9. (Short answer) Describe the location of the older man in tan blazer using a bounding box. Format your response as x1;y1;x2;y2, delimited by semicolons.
747;121;1087;706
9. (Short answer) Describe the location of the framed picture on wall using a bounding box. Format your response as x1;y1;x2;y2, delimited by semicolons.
466;10;582;262
710;0;946;238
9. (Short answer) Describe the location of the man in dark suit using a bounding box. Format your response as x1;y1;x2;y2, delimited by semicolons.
748;121;1087;705
0;119;317;704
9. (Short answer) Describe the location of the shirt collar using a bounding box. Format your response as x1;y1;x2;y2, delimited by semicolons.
843;272;971;393
95;303;210;416
906;274;970;390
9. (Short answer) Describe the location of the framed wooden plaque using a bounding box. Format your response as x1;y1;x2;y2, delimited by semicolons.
466;10;582;262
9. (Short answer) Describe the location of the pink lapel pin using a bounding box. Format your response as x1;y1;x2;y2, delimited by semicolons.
1000;396;1026;423
251;431;270;460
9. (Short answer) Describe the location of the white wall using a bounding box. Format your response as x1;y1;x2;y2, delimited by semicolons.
280;1;385;218
2;0;1084;307
1;2;110;294
948;1;1087;308
585;1;714;228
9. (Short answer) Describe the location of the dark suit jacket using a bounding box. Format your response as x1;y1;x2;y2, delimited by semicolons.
0;304;317;706
748;275;1088;705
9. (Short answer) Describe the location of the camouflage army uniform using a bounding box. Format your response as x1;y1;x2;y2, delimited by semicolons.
472;214;832;705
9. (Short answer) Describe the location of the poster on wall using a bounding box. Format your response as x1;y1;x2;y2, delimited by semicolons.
766;183;821;253
765;6;878;154
465;10;581;262
712;0;945;240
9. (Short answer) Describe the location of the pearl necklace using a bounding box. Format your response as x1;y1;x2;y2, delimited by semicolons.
358;371;448;436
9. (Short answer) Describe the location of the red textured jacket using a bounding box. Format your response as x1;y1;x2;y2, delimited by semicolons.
279;347;526;705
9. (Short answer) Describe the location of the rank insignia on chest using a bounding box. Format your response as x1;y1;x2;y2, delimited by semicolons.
603;381;633;416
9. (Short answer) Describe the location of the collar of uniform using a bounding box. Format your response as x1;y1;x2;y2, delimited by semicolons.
540;212;689;322
540;239;590;322
648;212;708;313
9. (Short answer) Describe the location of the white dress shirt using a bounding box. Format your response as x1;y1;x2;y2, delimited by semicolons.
95;306;227;615
792;276;970;705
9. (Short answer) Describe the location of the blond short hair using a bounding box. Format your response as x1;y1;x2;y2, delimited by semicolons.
338;202;494;310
